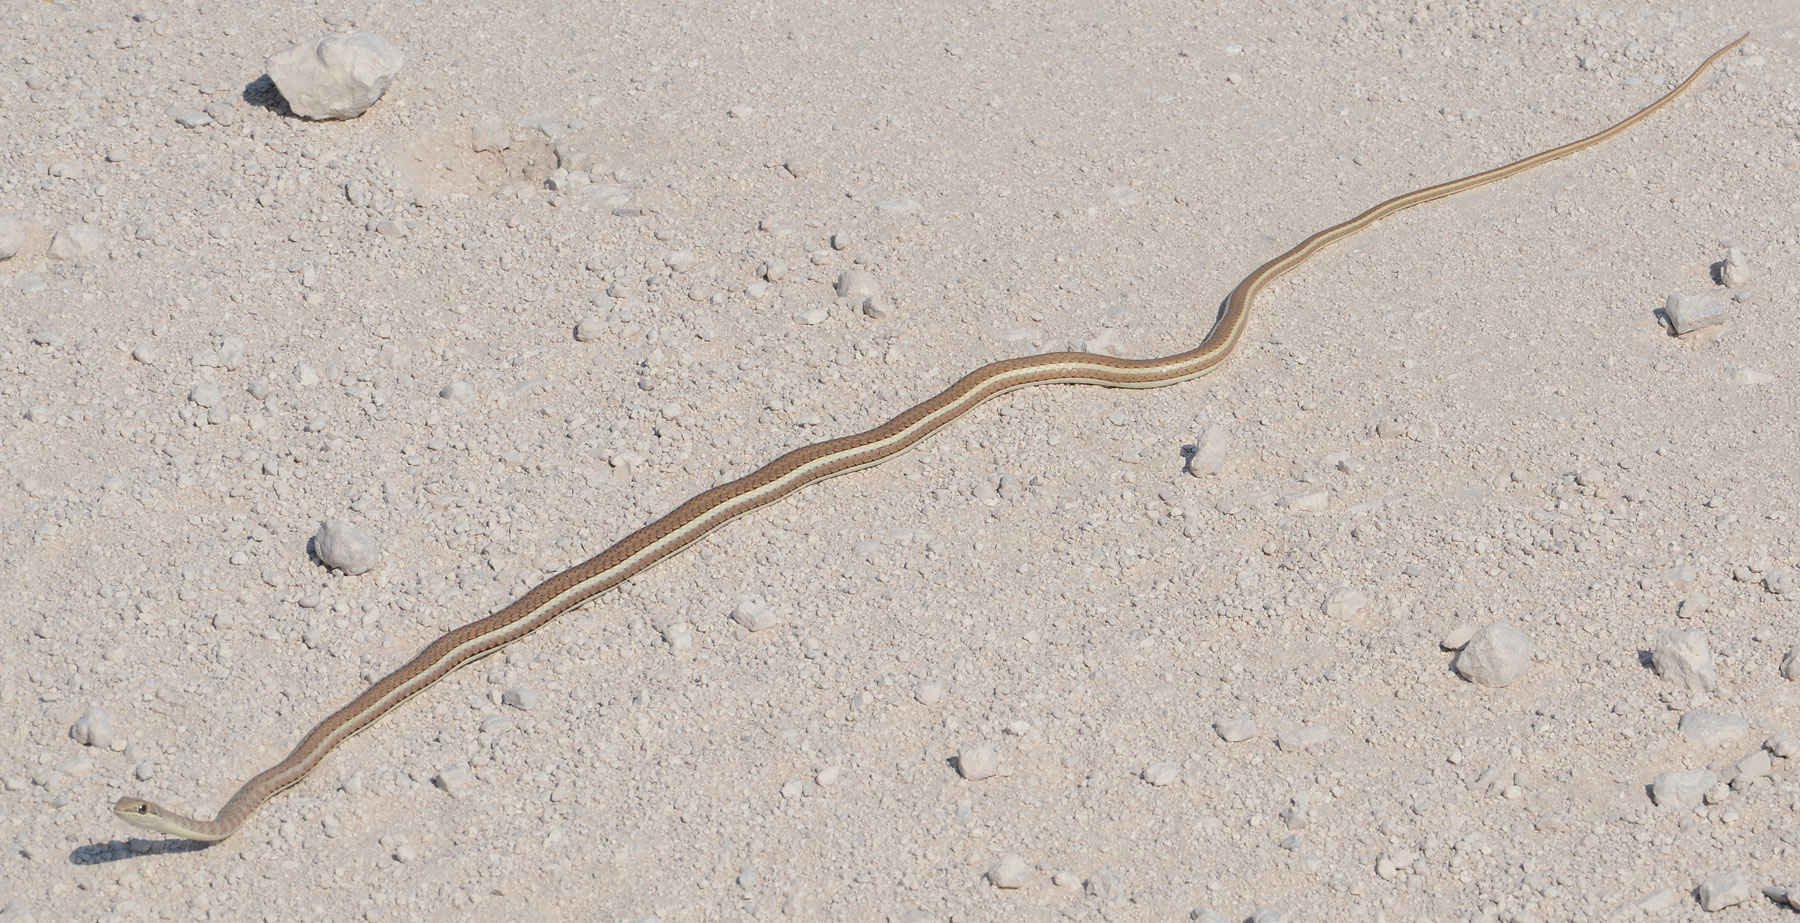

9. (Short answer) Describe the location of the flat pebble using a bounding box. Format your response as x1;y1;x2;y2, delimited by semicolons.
661;623;693;651
987;853;1032;889
1766;733;1800;759
957;743;998;781
440;381;475;405
1650;768;1718;808
1322;587;1369;621
471;115;511;152
1696;870;1752;911
1215;716;1256;742
1679;711;1749;747
1276;725;1329;751
502;686;538;710
314;519;379;575
731;597;781;632
914;682;946;705
1652;628;1716;691
267;32;404;120
1190;908;1230;923
1141;762;1180;786
1662;292;1729;335
69;706;113;748
188;383;224;408
47;225;105;261
1084;867;1121;900
1440;624;1477;650
1185;424;1230;477
432;764;470;793
1451;622;1533;687
574;316;605;342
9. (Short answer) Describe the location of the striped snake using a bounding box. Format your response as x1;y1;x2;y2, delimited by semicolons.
115;34;1746;841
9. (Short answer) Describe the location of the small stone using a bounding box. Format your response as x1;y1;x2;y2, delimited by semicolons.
69;706;113;748
1440;624;1477;651
1276;725;1329;751
1650;768;1718;808
730;597;781;632
1696;870;1752;911
0;214;25;260
1731;750;1773;785
1652;628;1716;691
957;743;998;781
835;270;880;300
1084;867;1121;900
1141;762;1180;787
1214;716;1256;742
914;682;946;705
760;257;788;282
1765;733;1800;759
471;115;511;152
1766;569;1795;595
1678;711;1749;747
188;383;224;408
173;110;211;128
204;100;237;126
1322;587;1370;621
664;250;697;273
1678;592;1711;619
1185;424;1230;476
661;623;693;652
266;32;405;120
501;686;538;710
1662;292;1729;335
47;225;106;261
314;518;379;575
1190;907;1231;923
1451;622;1533;687
440;380;475;405
431;764;470;793
1719;248;1749;287
783;158;810;177
574;316;605;342
208;223;232;240
830;229;851;250
987;853;1032;889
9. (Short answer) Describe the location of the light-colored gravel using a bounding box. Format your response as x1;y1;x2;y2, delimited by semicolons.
0;6;1790;922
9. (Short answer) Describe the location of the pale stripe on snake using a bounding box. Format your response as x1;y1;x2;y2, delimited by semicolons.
115;33;1748;842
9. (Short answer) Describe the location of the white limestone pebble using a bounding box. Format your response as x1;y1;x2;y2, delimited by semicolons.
314;519;379;575
188;383;224;408
1215;716;1256;742
1696;870;1752;911
471;115;511;152
1451;622;1533;687
1679;711;1749;747
1185;423;1230;477
914;682;946;705
1662;292;1729;335
1141;762;1180;787
432;764;470;793
1766;733;1800;759
836;269;880;300
661;623;693;652
1650;769;1718;808
1276;725;1329;751
760;257;788;282
266;32;404;120
0;214;24;260
731;597;781;632
1084;867;1121;900
1190;908;1230;923
831;229;851;250
987;853;1032;889
47;225;105;261
1322;587;1370;621
440;380;475;405
574;316;605;342
502;686;538;710
69;706;113;748
1652;628;1716;691
664;250;697;272
957;743;999;781
1440;624;1477;650
1730;751;1772;787
1719;248;1749;287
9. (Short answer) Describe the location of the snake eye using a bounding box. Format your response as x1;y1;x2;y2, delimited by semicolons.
136;804;148;814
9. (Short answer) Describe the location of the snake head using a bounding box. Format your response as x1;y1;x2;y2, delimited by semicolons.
112;797;162;829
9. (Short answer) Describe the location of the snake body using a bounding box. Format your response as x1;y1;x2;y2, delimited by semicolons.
115;34;1746;842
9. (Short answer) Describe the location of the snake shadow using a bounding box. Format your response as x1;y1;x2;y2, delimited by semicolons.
70;836;212;864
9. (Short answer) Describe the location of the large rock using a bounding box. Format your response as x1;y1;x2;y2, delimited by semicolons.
1452;622;1533;687
267;32;404;120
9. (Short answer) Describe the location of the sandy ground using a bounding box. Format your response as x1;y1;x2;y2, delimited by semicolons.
4;1;1800;920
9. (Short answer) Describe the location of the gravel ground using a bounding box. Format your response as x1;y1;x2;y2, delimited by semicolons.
4;1;1798;920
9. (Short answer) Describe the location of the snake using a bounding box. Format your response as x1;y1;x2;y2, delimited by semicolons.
114;33;1747;842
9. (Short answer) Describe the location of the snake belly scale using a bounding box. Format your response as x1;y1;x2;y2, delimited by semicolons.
114;34;1747;842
